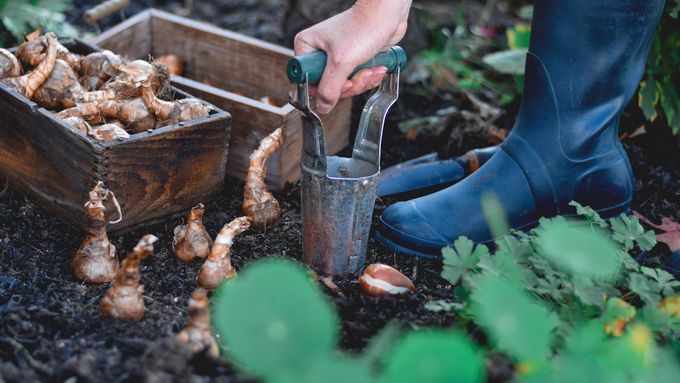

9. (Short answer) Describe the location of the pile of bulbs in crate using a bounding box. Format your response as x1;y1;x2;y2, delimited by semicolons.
1;30;417;356
0;31;208;141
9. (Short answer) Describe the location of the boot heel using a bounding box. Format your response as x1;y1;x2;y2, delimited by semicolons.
572;156;633;219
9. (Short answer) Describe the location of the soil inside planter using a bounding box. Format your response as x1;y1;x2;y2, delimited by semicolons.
1;1;678;383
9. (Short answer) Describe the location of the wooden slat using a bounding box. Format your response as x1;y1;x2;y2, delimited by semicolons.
90;10;153;59
104;112;230;231
0;84;102;229
171;77;287;185
149;10;292;102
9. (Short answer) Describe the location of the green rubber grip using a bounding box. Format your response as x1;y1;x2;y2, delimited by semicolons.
287;46;407;85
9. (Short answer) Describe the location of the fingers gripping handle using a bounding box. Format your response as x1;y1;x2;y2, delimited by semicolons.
287;46;407;85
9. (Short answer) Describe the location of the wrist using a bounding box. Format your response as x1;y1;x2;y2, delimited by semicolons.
351;0;412;23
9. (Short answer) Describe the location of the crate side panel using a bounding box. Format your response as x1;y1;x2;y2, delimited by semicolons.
150;15;291;103
171;80;289;187
0;87;100;228
90;12;153;60
104;117;230;231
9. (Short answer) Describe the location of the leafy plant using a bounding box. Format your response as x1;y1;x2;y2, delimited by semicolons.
638;1;680;135
482;23;530;78
442;237;488;285
0;0;78;47
407;10;521;105
435;198;680;381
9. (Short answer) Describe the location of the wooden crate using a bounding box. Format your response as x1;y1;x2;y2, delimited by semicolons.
0;39;231;232
91;9;351;190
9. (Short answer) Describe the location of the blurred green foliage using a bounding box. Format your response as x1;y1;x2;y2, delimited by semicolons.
406;10;522;106
0;0;78;47
212;258;485;383
638;1;680;135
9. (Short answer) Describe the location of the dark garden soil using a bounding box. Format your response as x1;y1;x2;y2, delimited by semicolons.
1;1;679;383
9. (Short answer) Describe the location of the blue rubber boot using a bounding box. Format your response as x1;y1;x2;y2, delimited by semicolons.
377;0;665;258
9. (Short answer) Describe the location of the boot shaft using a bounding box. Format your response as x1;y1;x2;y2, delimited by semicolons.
514;0;664;157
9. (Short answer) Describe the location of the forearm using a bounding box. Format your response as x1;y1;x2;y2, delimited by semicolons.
351;0;412;32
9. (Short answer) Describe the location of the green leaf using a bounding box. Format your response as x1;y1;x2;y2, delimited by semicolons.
360;322;401;369
273;354;374;383
671;0;680;18
638;77;661;121
568;201;607;228
506;24;531;50
441;237;489;285
610;214;657;251
659;76;680;133
517;5;534;21
537;220;620;279
495;234;533;263
470;274;559;361
528;255;571;302
481;192;510;239
478;250;535;287
482;49;527;75
0;0;78;42
380;330;485;383
640;267;680;297
600;297;636;334
563;320;608;356
638;306;680;337
211;258;339;380
628;273;662;306
557;299;601;331
573;276;619;307
457;78;482;90
617;250;640;272
646;349;680;383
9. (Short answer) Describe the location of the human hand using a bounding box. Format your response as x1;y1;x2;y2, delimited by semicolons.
294;0;411;114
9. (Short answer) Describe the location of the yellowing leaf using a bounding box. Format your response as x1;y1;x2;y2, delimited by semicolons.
638;78;660;122
602;298;636;337
659;295;680;317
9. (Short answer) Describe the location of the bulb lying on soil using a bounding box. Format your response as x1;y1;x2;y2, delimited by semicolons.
358;263;415;297
72;181;119;283
197;216;250;289
173;203;213;262
1;33;58;99
242;127;283;230
176;288;219;357
0;48;23;79
100;234;158;321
